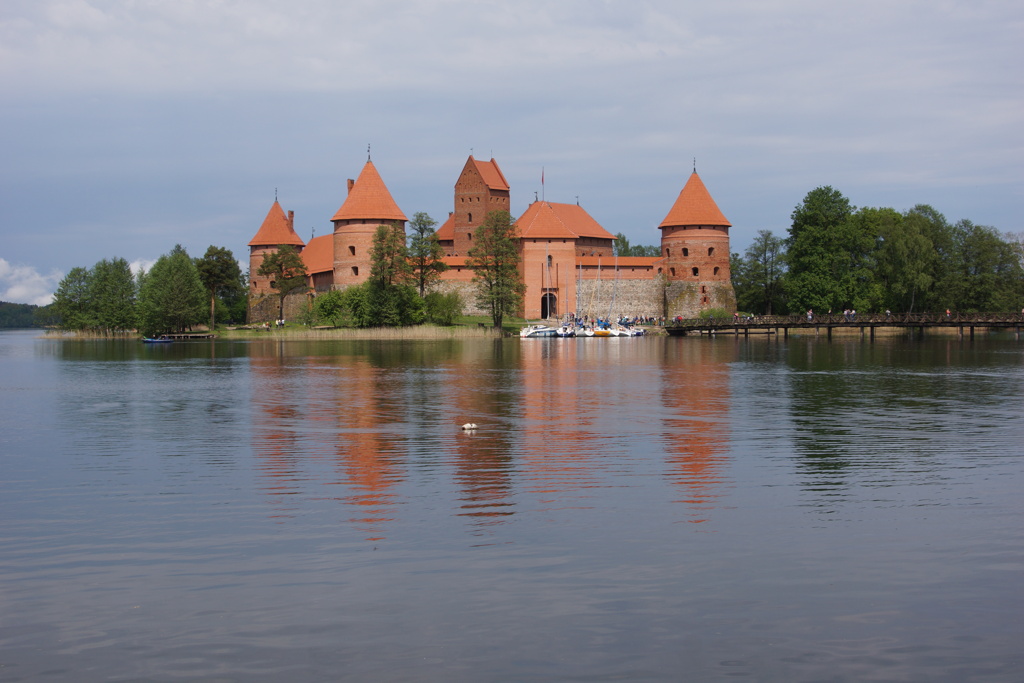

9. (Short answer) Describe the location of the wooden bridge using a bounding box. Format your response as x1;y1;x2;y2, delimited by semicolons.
665;312;1024;340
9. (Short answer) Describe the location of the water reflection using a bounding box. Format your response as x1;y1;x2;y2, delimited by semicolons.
660;339;734;523
782;337;1024;511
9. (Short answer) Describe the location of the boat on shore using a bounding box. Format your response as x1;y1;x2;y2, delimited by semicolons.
141;336;172;343
520;324;559;338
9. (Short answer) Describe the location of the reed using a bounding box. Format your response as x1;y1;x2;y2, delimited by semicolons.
219;325;504;340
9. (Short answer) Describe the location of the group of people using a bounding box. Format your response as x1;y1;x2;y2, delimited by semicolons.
261;319;286;331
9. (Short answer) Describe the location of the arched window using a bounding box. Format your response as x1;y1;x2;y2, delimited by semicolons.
683;248;689;257
468;213;472;223
708;247;715;256
670;267;676;277
665;248;670;257
713;266;720;276
351;266;359;276
348;245;355;256
692;267;699;277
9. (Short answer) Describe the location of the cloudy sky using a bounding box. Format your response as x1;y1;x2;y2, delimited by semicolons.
1;0;1021;305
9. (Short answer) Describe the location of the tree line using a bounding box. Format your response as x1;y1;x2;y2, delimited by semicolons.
51;245;246;336
732;187;1024;315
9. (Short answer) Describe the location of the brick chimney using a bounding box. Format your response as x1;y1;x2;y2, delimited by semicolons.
347;179;355;194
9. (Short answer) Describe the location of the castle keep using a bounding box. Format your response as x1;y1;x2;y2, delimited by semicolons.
248;155;736;321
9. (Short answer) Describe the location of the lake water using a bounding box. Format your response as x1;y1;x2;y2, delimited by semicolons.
1;328;1022;682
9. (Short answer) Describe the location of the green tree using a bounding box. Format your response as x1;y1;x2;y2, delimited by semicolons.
196;246;244;330
786;186;873;312
953;221;1024;311
466;210;526;329
424;290;463;325
370;223;413;288
407;212;448;297
257;244;308;321
732;230;787;314
614;233;660;257
874;209;934;313
88;257;136;333
136;245;206;336
52;266;95;331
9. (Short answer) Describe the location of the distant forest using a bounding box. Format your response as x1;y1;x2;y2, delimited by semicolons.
0;301;56;329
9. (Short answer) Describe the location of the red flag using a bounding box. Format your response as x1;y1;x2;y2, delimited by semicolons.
541;167;544;186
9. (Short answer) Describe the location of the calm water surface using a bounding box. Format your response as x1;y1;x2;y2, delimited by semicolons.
1;329;1022;681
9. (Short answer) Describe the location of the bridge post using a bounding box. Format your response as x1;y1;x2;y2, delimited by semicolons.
970;325;975;340
870;326;875;342
827;326;832;341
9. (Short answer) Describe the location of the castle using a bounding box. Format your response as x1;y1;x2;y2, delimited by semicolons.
247;155;736;321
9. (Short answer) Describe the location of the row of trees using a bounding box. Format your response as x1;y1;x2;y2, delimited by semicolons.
732;187;1024;315
52;245;245;336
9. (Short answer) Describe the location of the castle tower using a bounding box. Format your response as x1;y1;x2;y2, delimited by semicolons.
248;200;304;295
658;171;736;316
446;156;510;257
331;160;407;288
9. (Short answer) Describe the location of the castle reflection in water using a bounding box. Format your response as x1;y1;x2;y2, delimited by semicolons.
249;339;733;540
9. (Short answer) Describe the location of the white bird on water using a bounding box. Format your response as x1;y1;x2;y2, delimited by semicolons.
461;423;478;430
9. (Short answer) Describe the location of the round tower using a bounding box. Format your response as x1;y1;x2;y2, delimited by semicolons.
658;171;736;316
331;160;407;288
247;200;304;295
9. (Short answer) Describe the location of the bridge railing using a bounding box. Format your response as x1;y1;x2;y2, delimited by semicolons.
667;312;1024;328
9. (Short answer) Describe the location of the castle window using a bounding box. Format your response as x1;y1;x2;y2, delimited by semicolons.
658;268;663;275
683;248;689;257
547;255;552;267
692;267;699;277
467;233;472;241
665;248;670;257
352;266;359;276
713;267;720;276
468;213;472;223
670;267;676;277
708;247;715;256
348;246;355;256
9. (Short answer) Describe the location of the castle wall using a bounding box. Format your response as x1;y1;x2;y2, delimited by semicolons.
664;280;737;319
574;277;665;320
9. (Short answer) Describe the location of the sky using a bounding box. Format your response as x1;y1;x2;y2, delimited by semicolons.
1;0;1021;305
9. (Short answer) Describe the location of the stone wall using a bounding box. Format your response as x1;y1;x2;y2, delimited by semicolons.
248;291;312;323
664;280;736;319
574;277;665;320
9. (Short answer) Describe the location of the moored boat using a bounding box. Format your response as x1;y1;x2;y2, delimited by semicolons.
519;324;559;338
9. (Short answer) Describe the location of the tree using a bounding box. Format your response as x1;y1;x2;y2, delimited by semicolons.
874;209;934;313
466;210;526;329
196;246;243;330
370;223;413;288
53;266;95;331
136;245;206;336
785;186;871;312
614;232;660;257
257;244;308;321
733;230;787;314
953;221;1024;311
89;257;136;333
407;212;448;296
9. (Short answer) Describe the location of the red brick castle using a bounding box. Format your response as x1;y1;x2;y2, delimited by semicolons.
248;155;736;321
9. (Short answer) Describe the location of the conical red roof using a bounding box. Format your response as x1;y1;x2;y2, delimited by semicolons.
248;200;304;247
331;160;407;223
658;172;730;228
